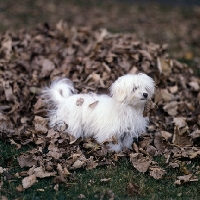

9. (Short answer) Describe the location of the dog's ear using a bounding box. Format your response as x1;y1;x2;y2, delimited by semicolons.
110;78;128;102
140;74;155;98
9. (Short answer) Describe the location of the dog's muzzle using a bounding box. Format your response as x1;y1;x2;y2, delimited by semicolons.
143;93;148;99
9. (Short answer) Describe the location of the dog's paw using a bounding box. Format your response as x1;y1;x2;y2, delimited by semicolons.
122;135;133;149
107;143;122;152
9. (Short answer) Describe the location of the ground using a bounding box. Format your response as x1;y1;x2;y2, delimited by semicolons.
0;0;200;199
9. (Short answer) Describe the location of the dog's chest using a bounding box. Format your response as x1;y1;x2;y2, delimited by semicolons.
121;111;147;133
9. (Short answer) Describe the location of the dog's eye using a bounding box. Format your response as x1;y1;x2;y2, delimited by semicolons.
133;87;138;91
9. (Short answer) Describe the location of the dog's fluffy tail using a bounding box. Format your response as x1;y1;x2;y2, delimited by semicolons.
41;78;75;107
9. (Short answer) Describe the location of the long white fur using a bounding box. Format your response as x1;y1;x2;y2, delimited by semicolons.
41;73;155;152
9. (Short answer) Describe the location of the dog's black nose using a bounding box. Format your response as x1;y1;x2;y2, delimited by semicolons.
143;93;148;99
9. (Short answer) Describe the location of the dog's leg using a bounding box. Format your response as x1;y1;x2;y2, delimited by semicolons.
107;143;122;152
122;134;133;149
107;139;123;152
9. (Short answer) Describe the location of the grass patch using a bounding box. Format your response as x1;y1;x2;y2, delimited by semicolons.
1;141;200;199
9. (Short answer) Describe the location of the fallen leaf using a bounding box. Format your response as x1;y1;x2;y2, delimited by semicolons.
130;153;151;173
18;155;37;168
72;160;85;169
57;163;70;178
85;156;98;170
173;117;187;128
89;101;99;109
54;184;59;191
189;81;199;91
157;57;172;75
149;167;166;179
0;167;3;174
190;130;200;140
172;125;193;147
169;85;178;94
34;123;48;134
22;174;37;189
188;150;200;159
2;80;14;101
41;59;55;77
33;166;56;178
100;178;111;182
168;162;179;168
174;174;198;185
92;73;100;82
1;196;8;200
16;185;24;192
163;101;178;116
78;194;86;199
161;131;172;141
10;139;21;149
127;182;140;196
76;98;84;106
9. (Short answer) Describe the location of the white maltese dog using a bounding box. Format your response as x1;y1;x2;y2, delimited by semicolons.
41;73;155;152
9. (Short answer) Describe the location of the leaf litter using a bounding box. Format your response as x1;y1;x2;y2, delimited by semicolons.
0;21;200;190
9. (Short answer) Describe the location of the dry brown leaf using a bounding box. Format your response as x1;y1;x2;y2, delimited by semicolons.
0;167;4;174
169;85;178;94
149;167;166;179
41;59;55;77
16;185;24;192
76;98;84;106
156;89;174;102
129;66;138;74
54;183;59;191
146;145;157;157
2;80;14;101
34;123;48;134
157;57;172;75
34;116;48;126
138;50;152;60
72;160;85;169
143;100;152;117
22;174;37;189
130;153;151;173
188;150;200;159
174;174;198;185
172;125;193;147
46;129;59;139
34;98;45;111
18;155;37;168
168;162;179;168
33;166;56;178
189;81;199;91
92;73;100;82
1;196;8;200
10;139;21;149
161;131;172;141
89;101;99;109
163;101;178;116
57;163;70;178
83;140;100;151
127;182;140;196
154;132;168;152
190;130;200;140
78;194;86;199
132;142;139;153
85;156;98;170
100;178;111;182
173;117;187;128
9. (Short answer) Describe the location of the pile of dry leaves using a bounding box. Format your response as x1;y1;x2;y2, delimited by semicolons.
0;21;200;189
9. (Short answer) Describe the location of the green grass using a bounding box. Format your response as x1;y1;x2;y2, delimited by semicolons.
1;141;200;199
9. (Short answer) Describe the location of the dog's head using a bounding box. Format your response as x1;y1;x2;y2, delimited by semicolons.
110;73;155;106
